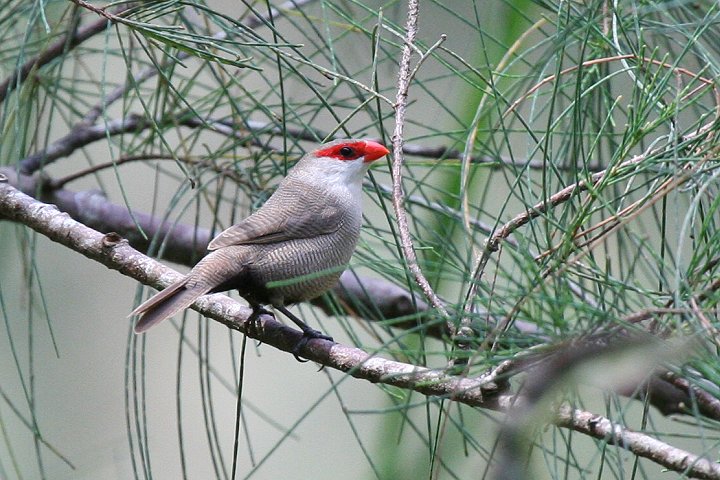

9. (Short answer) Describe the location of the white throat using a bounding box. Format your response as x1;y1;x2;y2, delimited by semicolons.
294;156;368;196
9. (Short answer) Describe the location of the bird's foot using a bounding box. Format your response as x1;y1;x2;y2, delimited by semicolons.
291;327;333;363
246;306;272;342
275;305;333;363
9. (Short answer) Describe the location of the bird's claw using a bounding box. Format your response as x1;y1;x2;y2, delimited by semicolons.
246;306;272;344
292;328;333;362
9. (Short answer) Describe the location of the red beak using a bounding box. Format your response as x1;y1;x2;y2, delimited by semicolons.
363;140;390;162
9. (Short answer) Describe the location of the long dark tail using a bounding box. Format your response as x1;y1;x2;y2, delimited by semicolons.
130;277;212;333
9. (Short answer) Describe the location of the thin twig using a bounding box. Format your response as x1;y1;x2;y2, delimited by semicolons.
68;0;117;22
20;111;540;176
20;107;572;178
457;18;549;312
52;154;176;187
50;153;253;189
405;33;447;88
489;160;706;351
463;120;715;312
391;0;449;322
20;114;148;174
211;118;553;169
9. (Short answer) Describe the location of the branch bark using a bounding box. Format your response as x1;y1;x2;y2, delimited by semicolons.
3;165;713;420
494;339;720;480
556;405;720;480
0;175;507;406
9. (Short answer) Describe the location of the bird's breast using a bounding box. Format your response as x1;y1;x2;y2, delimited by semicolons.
250;219;361;303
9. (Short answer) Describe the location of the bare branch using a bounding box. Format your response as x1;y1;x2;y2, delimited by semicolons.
663;371;720;420
2;166;708;425
556;405;720;479
0;175;508;406
391;0;449;321
20;114;148;174
505;54;717;121
20;110;539;177
465;120;716;318
494;339;720;480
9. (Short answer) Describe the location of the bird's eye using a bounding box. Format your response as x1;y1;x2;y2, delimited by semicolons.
339;146;354;157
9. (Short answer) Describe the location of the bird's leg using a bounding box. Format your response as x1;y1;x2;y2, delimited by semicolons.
276;305;333;362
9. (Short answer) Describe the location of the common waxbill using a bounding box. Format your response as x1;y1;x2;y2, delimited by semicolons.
130;138;389;352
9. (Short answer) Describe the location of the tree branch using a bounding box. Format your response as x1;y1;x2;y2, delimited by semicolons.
464;120;716;316
494;338;720;480
555;405;720;480
0;175;508;405
20;114;148;174
19;110;538;177
1;164;710;421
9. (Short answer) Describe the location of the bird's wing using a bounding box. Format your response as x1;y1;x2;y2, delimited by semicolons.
207;184;345;250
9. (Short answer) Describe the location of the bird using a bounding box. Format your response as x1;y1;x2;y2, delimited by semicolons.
130;138;389;356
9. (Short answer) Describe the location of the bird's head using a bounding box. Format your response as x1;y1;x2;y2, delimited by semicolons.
298;139;389;186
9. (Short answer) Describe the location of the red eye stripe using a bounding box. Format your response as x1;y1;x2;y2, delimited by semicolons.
315;140;389;162
315;142;365;161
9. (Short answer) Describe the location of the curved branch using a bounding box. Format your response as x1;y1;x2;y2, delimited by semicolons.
1;167;709;419
555;405;720;480
494;339;720;480
20;114;148;174
464;120;716;312
391;0;449;321
212;118;536;168
0;175;507;405
20;110;538;178
2;166;716;426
